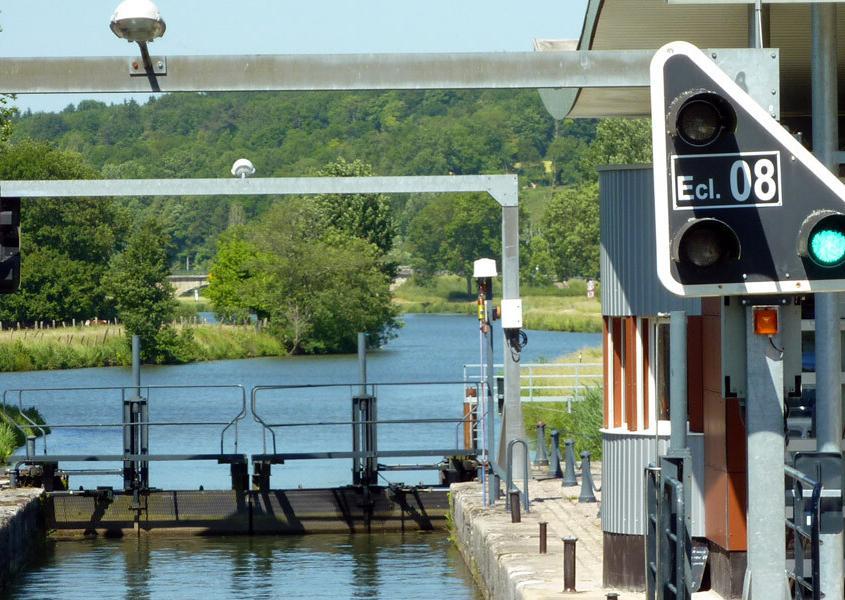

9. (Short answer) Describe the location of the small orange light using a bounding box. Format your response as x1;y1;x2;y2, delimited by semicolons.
753;307;779;335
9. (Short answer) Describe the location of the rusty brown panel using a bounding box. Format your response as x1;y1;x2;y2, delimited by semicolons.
642;320;650;431
701;296;722;317
725;470;748;551
704;466;728;549
725;398;748;473
701;314;722;394
603;317;610;429
703;389;727;471
612;317;623;429
625;317;638;431
687;316;704;433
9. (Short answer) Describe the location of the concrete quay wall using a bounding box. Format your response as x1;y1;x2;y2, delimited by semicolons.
451;479;641;600
451;481;574;600
0;488;44;591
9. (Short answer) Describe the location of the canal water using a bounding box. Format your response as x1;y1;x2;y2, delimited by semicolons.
4;314;600;599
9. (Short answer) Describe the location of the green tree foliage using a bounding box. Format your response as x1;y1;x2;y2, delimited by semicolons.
581;118;652;174
0;140;127;324
102;217;186;363
207;201;398;354
536;118;652;283
541;183;600;280
314;157;397;257
12;91;596;271
205;229;257;323
407;194;502;294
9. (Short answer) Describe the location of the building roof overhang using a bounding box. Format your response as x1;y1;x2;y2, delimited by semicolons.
547;0;845;119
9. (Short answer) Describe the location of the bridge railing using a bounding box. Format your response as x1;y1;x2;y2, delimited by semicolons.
463;361;603;412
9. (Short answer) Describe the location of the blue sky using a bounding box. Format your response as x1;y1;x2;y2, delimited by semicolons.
0;0;588;113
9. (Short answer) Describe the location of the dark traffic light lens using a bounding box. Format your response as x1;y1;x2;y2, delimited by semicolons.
673;92;736;148
675;219;740;268
677;100;721;145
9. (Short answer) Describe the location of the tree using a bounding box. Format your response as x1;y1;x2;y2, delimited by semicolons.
541;183;600;280
0;140;128;324
581;118;652;175
205;229;257;323
102;217;185;363
207;201;398;354
406;194;502;294
313;158;396;256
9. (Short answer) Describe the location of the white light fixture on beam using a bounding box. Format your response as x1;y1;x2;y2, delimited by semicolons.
110;0;166;44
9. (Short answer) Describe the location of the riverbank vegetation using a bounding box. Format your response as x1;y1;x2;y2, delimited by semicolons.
392;275;602;332
520;347;604;459
0;324;285;372
0;404;48;464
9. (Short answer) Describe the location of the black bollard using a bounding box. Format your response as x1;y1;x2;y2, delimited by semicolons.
563;536;578;592
578;451;597;503
539;521;548;554
509;489;521;523
562;439;578;487
534;422;549;466
548;429;563;478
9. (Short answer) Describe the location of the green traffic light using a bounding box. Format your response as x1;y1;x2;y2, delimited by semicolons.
810;228;845;267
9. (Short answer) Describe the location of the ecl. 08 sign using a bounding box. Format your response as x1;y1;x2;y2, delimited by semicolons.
671;150;782;210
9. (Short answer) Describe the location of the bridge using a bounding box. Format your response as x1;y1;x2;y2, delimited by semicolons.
167;274;209;296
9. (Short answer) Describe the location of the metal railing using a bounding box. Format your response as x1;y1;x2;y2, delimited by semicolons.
785;465;822;600
463;362;602;411
3;384;247;455
3;384;248;491
250;381;482;488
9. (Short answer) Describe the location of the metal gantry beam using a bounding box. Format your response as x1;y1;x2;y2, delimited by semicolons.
0;175;518;206
0;49;778;105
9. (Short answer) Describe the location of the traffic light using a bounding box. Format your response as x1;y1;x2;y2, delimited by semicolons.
651;41;845;297
0;197;21;294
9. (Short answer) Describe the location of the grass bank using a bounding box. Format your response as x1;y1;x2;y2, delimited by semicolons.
0;404;48;463
520;347;603;459
0;324;286;372
392;275;602;332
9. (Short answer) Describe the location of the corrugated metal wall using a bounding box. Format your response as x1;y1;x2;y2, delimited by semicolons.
599;165;700;318
601;430;705;537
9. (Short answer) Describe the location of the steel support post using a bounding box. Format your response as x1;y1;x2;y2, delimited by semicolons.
811;6;844;597
351;395;361;485
498;204;526;483
669;312;688;455
357;333;367;398
745;306;787;600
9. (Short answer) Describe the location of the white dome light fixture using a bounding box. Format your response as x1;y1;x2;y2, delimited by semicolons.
231;159;256;179
110;0;166;43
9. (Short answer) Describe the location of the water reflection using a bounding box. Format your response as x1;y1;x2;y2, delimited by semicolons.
6;534;481;600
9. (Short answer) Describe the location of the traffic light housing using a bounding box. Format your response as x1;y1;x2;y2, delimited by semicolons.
0;197;21;294
651;41;845;297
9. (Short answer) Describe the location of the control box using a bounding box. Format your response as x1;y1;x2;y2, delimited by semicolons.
500;299;523;329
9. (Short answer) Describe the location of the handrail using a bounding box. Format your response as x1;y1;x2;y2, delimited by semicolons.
784;464;822;600
3;384;247;456
251;380;478;459
505;439;530;513
463;361;602;410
